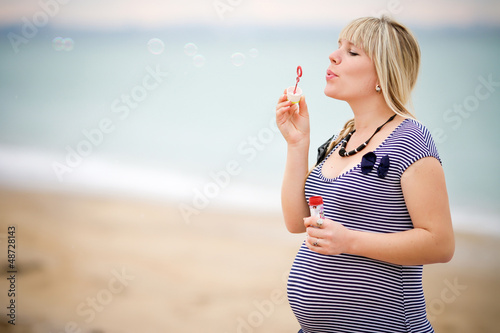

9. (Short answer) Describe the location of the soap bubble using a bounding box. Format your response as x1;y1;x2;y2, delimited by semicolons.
184;43;198;57
231;52;246;67
147;38;165;55
52;37;64;51
193;54;206;68
52;37;75;51
62;37;74;51
249;48;259;58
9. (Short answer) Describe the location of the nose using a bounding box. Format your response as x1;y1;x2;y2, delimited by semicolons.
329;49;340;65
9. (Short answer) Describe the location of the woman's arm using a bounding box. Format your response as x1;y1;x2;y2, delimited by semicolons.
281;140;310;233
305;156;455;265
276;91;311;233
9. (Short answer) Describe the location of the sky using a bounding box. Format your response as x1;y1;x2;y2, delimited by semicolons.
1;0;500;30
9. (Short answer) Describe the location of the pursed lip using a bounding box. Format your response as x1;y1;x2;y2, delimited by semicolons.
326;69;338;80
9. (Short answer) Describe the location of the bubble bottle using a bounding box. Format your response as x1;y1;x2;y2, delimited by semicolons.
287;66;303;104
308;196;324;219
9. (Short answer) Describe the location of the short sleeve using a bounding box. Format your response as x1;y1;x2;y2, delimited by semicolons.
387;120;442;177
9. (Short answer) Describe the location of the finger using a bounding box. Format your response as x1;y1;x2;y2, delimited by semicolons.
305;216;328;229
315;217;325;228
276;99;292;111
277;89;288;103
306;226;322;240
304;216;319;228
276;103;293;120
306;217;323;228
298;95;308;116
304;217;313;228
305;236;324;252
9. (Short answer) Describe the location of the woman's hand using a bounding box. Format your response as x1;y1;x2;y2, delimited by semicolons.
275;89;310;146
304;216;352;255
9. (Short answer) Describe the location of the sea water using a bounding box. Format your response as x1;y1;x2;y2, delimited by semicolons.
0;26;499;235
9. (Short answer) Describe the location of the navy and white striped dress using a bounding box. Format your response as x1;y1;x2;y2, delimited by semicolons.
288;119;440;333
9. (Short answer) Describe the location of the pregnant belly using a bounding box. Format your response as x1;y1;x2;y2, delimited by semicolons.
287;242;408;332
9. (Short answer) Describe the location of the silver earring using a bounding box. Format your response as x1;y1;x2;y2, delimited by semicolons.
376;85;381;92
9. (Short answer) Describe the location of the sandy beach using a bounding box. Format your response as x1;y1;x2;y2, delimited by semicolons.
0;188;498;333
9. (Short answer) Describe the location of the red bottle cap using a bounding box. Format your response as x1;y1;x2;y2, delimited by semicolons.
309;196;323;206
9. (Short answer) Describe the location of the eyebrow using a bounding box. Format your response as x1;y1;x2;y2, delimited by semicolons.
338;39;355;47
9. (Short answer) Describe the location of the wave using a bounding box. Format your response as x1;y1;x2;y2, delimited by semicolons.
0;145;281;211
1;145;498;236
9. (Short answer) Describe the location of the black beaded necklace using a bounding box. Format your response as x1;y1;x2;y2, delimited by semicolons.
338;114;397;157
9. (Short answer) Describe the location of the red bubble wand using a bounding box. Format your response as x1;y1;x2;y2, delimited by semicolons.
293;66;303;94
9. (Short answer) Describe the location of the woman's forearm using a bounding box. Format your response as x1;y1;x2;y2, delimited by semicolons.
347;226;455;266
281;141;310;233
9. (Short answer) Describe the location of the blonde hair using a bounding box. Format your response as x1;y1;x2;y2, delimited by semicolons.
323;16;421;158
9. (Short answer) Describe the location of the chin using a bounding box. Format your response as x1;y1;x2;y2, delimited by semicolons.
324;86;332;97
324;86;342;100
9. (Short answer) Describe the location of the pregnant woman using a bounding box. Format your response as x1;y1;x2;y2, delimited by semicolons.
275;16;455;333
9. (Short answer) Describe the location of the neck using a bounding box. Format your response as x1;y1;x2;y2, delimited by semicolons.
348;96;396;134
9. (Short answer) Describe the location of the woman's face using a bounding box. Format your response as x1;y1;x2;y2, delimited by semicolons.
324;39;379;102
